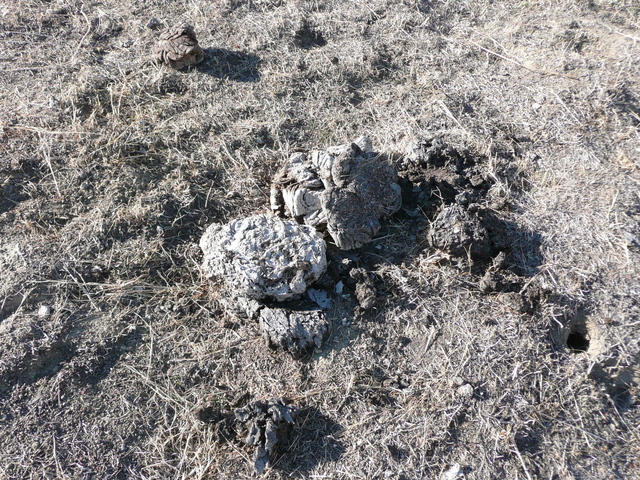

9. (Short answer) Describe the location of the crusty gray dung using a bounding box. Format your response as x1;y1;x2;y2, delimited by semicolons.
200;214;327;301
259;306;328;358
154;23;204;69
234;398;299;474
271;137;401;250
217;296;329;357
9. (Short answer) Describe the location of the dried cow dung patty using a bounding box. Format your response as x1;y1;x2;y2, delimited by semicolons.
259;306;328;358
235;398;299;474
200;214;327;301
154;23;204;69
271;136;402;250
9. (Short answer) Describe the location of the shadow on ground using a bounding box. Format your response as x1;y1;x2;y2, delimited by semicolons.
197;48;261;82
272;406;345;477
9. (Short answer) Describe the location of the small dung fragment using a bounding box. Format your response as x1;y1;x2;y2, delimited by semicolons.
234;398;299;474
154;23;204;69
200;214;327;301
259;306;329;358
428;205;490;262
271;137;401;250
307;288;334;310
349;268;377;310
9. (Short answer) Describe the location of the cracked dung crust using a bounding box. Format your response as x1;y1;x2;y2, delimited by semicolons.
200;214;327;301
154;24;204;70
270;137;401;250
259;306;329;358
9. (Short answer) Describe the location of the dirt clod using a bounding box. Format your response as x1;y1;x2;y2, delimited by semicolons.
404;135;463;169
350;267;377;310
479;271;507;293
428;205;490;264
154;23;204;69
234;398;299;474
497;292;531;313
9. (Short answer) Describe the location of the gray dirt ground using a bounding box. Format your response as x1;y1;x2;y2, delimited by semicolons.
1;0;639;479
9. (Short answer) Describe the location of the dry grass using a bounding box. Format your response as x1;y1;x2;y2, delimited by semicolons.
1;0;639;479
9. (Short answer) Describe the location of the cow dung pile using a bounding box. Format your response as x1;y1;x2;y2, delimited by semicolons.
234;398;299;474
199;214;327;302
271;136;402;250
200;138;401;360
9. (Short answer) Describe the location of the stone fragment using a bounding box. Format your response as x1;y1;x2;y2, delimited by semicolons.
456;383;474;399
441;463;464;480
200;214;327;301
259;306;328;358
271;137;401;250
154;23;204;70
234;398;299;474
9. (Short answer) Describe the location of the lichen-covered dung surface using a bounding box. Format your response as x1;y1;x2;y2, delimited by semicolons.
1;1;639;479
200;214;327;301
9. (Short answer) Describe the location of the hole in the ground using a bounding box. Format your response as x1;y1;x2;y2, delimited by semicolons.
566;328;589;352
551;307;604;355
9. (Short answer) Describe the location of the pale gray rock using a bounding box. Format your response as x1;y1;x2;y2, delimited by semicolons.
271;137;401;250
441;463;464;480
200;214;327;301
456;383;474;399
